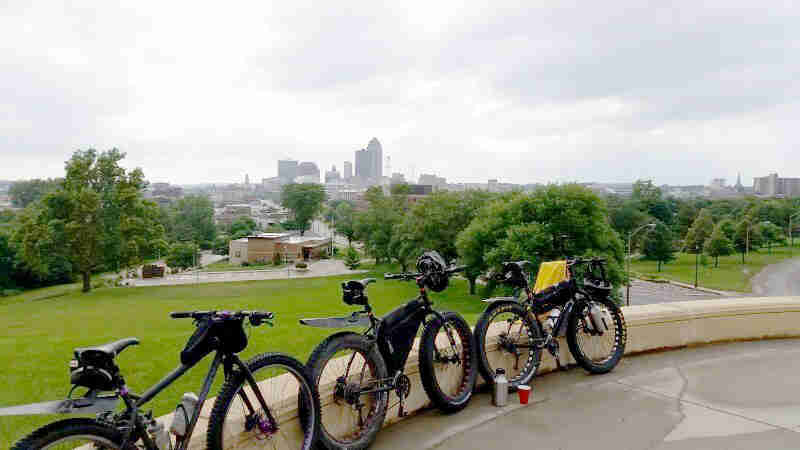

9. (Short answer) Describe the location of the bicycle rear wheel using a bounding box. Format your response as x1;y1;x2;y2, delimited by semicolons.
419;312;477;414
11;418;124;450
566;297;627;374
306;332;389;450
207;352;319;450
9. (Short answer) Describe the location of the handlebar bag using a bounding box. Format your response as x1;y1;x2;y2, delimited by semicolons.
180;318;247;366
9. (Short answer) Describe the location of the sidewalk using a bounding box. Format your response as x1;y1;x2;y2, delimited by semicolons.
371;339;800;450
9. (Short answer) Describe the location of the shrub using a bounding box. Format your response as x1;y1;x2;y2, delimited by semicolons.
295;262;308;269
344;247;361;270
241;261;250;267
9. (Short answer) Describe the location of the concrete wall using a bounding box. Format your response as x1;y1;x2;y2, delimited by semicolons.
168;297;800;449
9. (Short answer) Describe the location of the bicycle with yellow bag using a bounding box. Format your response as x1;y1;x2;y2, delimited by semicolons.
473;258;627;389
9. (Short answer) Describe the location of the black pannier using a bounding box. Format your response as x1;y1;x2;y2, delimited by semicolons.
180;318;248;366
532;280;574;312
377;299;426;374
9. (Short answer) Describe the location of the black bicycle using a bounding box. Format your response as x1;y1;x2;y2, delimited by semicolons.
474;258;627;389
4;310;320;450
299;251;477;449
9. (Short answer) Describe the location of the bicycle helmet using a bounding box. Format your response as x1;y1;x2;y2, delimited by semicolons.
416;251;449;292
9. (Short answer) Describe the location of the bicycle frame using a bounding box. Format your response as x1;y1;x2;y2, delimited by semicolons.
115;350;275;450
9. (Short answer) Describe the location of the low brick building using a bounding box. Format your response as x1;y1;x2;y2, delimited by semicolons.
229;232;331;265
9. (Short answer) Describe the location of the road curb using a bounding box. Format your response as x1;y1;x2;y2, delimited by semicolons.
634;277;730;296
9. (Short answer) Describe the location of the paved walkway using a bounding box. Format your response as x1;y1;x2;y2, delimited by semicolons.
626;279;737;305
132;259;366;286
751;256;800;296
372;339;800;450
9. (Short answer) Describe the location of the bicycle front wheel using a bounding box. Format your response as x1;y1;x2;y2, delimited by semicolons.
207;352;320;450
474;301;542;389
566;297;627;374
11;418;125;450
419;311;477;414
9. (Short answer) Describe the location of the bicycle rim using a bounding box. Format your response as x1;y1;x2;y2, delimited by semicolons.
43;436;119;449
219;362;315;449
574;302;621;364
482;307;538;385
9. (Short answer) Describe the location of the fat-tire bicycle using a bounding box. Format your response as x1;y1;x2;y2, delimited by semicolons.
4;310;320;450
474;258;627;390
299;251;477;449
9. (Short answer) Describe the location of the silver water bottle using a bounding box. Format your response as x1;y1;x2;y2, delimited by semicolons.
493;368;508;406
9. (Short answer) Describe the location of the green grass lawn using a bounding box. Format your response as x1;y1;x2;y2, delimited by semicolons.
0;263;485;447
630;245;800;292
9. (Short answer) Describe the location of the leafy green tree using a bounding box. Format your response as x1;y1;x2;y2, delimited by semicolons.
684;208;714;252
0;231;14;289
642;222;675;271
171;195;216;245
457;185;625;295
715;218;737;242
674;201;700;238
212;235;230;255
704;225;733;268
281;183;326;236
230;216;258;239
609;202;649;237
167;242;197;270
733;218;762;263
14;150;162;292
758;221;783;254
333;201;357;246
344;246;361;270
8;179;59;208
355;187;406;264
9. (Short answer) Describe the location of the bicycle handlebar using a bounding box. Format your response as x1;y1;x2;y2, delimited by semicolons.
384;265;465;281
170;310;275;326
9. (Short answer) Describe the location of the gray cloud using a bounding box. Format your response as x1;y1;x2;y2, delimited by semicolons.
1;1;798;185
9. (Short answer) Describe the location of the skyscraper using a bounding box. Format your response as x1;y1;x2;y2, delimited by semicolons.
278;160;298;183
296;162;321;183
354;137;383;181
343;161;353;179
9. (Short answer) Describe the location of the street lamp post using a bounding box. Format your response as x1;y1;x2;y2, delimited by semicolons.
694;244;699;288
627;223;656;306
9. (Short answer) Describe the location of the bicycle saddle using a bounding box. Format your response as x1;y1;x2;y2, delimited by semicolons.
75;338;140;358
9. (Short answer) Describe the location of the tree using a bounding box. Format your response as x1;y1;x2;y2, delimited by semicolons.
759;221;783;254
609;202;649;237
0;231;14;289
684;208;714;252
212;235;230;255
704;225;733;268
355;187;406;264
733;218;762;263
230;216;258;239
171;195;216;245
457;185;625;296
8;179;59;208
333;202;357;246
642;222;675;271
281;183;326;236
14;149;162;292
167;242;197;271
344;246;361;270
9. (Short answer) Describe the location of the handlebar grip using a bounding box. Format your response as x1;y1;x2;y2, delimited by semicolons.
170;312;192;319
447;265;466;274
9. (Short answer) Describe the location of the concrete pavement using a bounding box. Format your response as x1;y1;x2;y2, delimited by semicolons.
626;279;736;305
371;339;800;450
751;256;800;296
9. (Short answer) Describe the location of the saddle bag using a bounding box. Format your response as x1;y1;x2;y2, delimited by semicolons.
70;351;118;391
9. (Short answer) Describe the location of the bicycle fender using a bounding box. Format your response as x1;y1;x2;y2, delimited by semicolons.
481;296;519;304
0;395;120;416
299;315;371;329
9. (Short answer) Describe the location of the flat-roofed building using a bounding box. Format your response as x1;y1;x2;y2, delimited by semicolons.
229;232;331;265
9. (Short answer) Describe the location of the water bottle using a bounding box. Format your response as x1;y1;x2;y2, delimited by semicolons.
545;307;561;335
148;421;172;450
493;368;508;407
169;392;199;437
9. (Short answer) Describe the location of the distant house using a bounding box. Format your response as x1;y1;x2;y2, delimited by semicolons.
229;232;331;265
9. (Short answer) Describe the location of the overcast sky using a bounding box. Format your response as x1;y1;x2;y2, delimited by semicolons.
1;1;798;186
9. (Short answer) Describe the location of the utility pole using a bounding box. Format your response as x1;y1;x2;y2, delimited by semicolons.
790;212;800;254
694;245;699;289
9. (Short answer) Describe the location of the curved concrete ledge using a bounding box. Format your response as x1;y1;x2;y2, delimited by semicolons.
176;296;799;449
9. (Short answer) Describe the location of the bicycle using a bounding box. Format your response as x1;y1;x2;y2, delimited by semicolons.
299;251;477;449
3;310;320;450
473;257;627;389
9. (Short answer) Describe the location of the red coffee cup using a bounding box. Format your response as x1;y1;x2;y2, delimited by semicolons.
518;385;531;404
